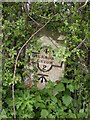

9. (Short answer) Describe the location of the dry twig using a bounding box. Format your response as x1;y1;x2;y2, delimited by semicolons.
72;37;88;73
12;14;57;119
78;0;88;9
76;38;86;49
23;3;40;26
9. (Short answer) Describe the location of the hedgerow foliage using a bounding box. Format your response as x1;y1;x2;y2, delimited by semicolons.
2;2;90;119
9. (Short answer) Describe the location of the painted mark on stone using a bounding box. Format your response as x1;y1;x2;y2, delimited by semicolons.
38;74;48;82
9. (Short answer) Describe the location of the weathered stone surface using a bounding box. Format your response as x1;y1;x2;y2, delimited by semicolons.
25;30;65;89
35;33;65;89
37;49;64;83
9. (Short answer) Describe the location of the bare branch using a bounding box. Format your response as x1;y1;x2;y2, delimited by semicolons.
28;14;40;26
72;37;88;73
78;0;88;9
76;38;86;49
72;38;86;53
39;15;50;20
12;14;57;119
48;37;58;48
23;3;40;26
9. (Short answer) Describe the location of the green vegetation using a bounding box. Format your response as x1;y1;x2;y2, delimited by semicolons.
1;2;90;119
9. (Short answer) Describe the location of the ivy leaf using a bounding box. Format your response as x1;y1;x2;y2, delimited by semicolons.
54;83;65;92
41;109;49;118
62;95;72;107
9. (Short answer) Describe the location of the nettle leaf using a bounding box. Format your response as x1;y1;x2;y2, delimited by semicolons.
62;95;73;107
35;95;43;102
54;83;65;92
51;96;57;103
26;104;33;111
62;78;72;84
68;109;76;118
48;114;55;118
67;84;74;92
41;109;49;118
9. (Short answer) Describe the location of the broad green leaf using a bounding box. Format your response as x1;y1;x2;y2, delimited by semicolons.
79;109;84;113
51;96;57;103
1;109;7;118
68;110;76;118
62;78;72;83
78;109;86;118
64;20;68;26
35;95;42;102
48;114;55;118
67;84;74;92
62;95;72;107
41;109;49;118
54;83;65;92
